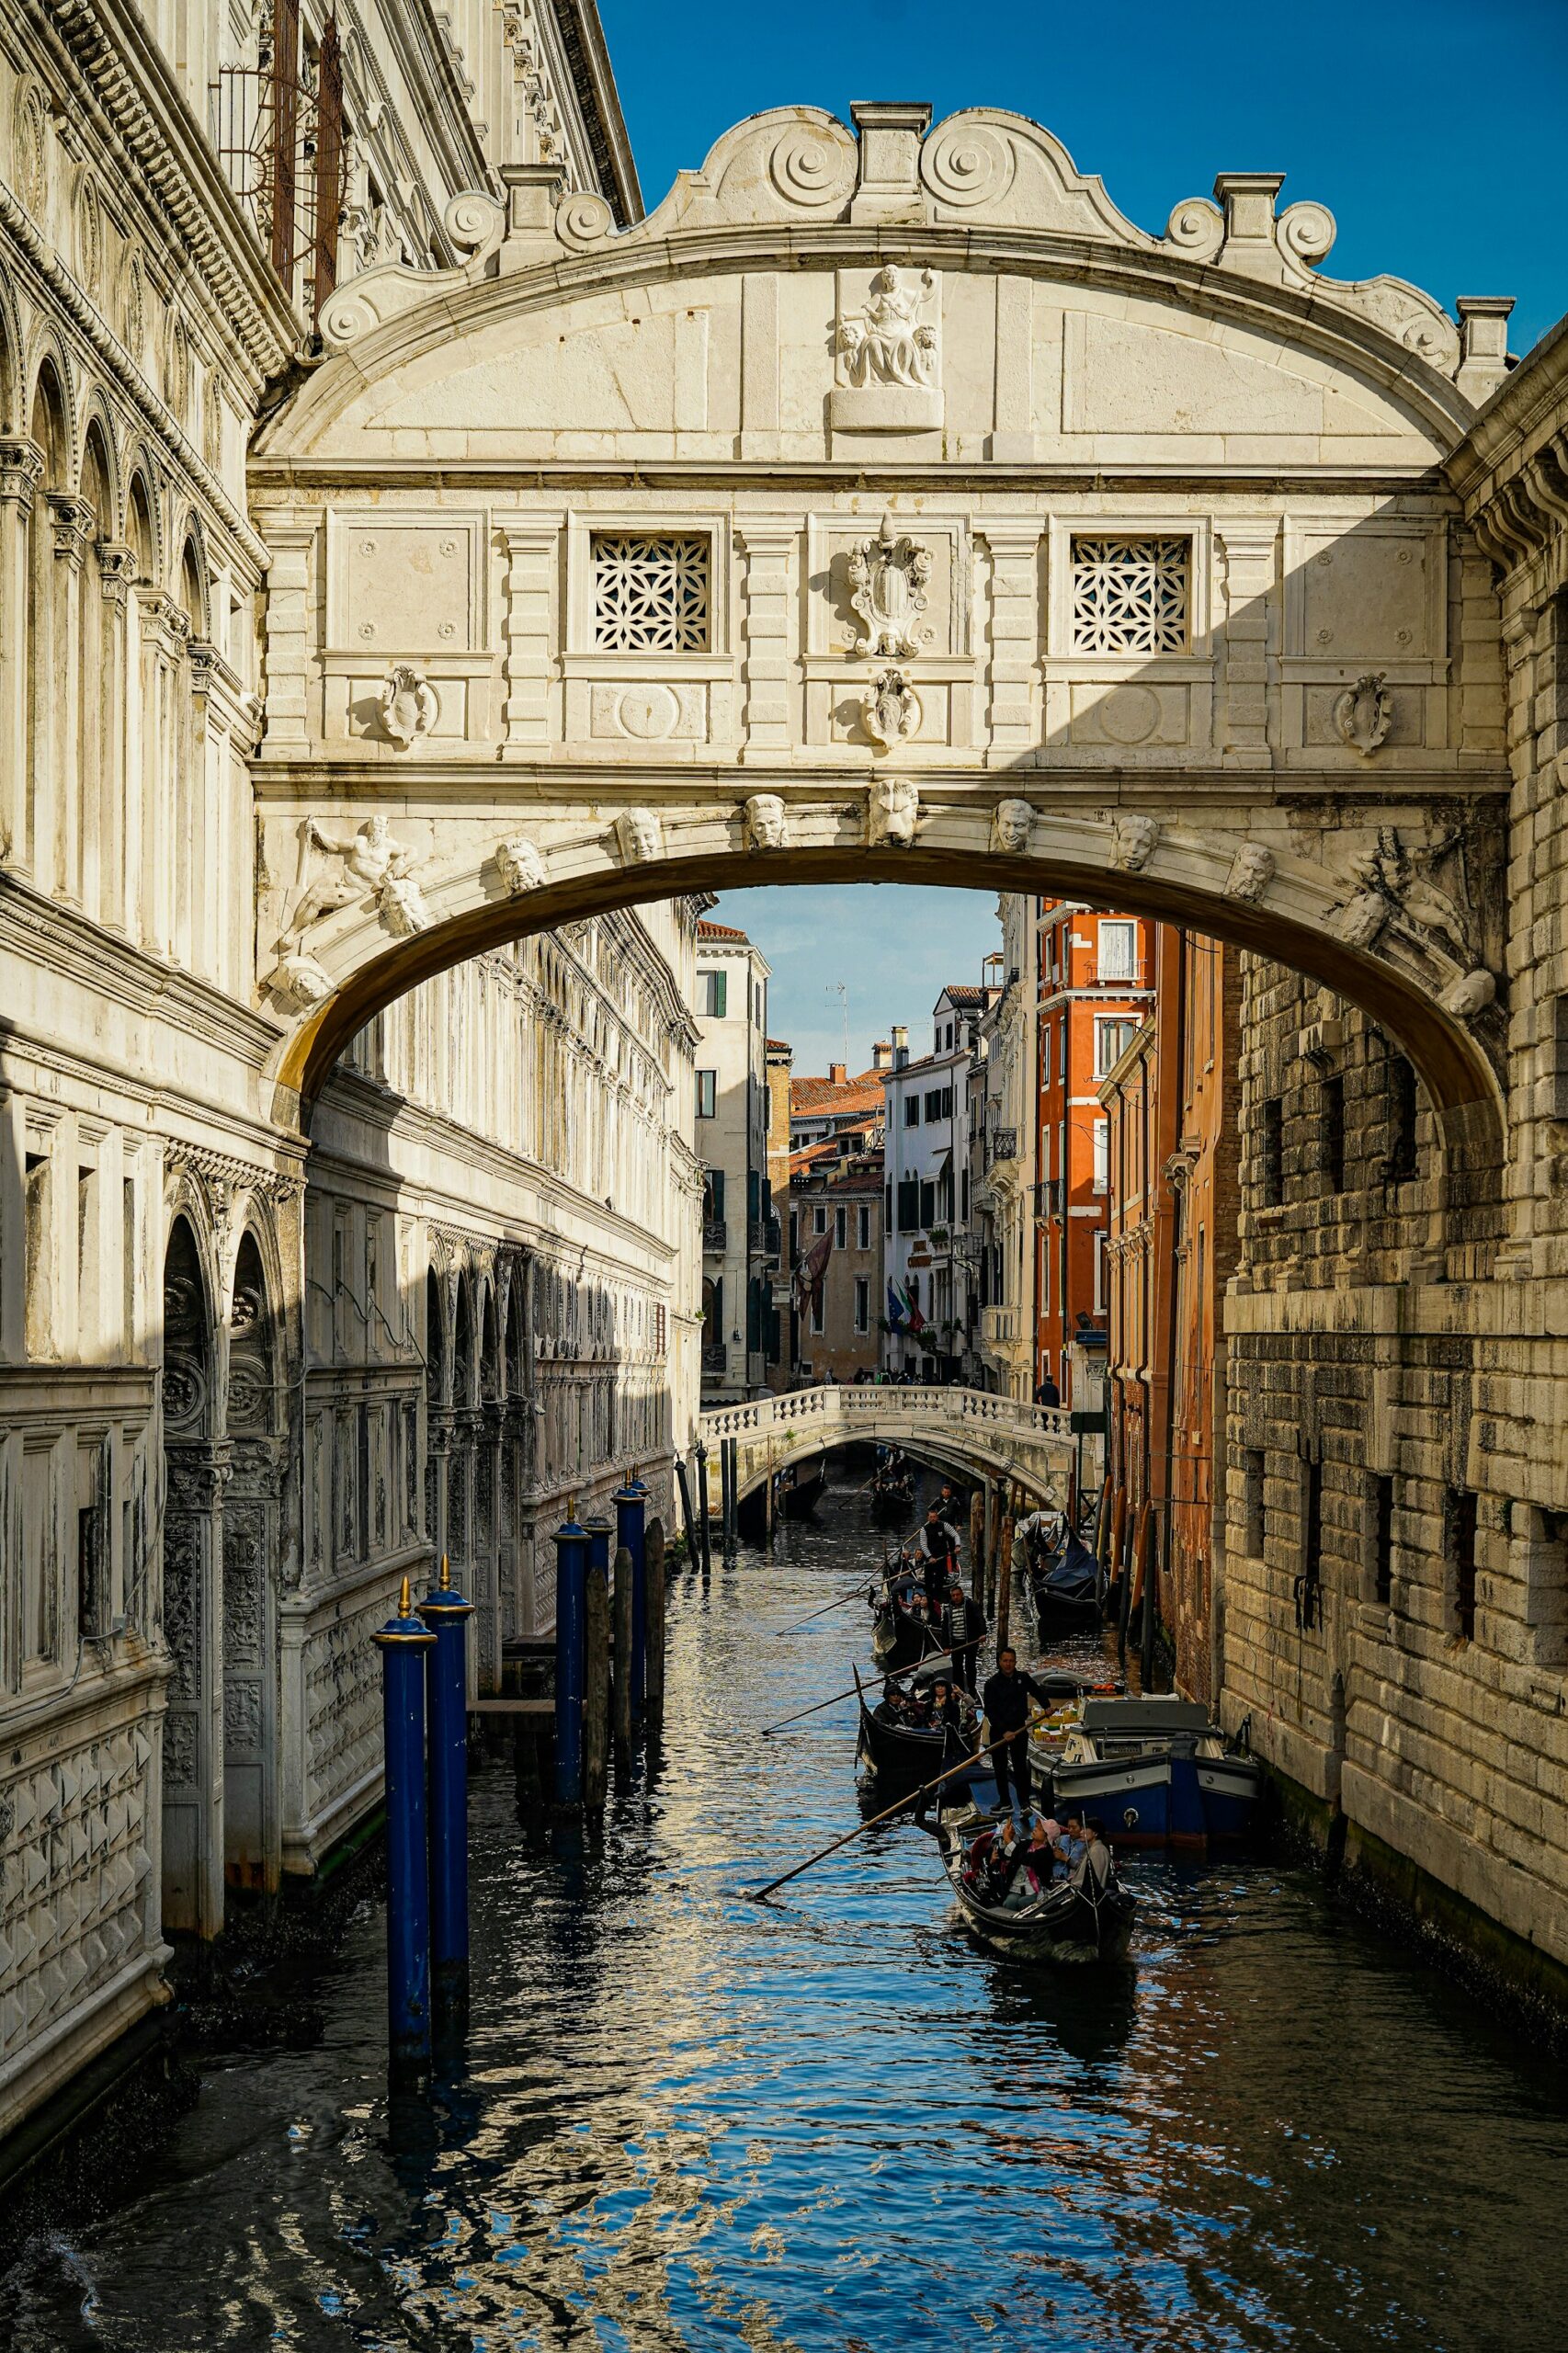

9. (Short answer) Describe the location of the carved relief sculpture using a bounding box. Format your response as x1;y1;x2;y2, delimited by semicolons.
267;817;430;998
1110;813;1161;872
1224;843;1276;904
614;808;664;865
380;663;439;749
991;799;1035;855
838;266;938;389
846;517;933;658
743;794;789;852
860;669;922;752
1328;826;1475;966
1438;968;1497;1019
1332;672;1393;759
496;835;549;894
869;775;920;848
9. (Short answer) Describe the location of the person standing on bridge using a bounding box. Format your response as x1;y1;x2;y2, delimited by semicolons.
982;1648;1053;1817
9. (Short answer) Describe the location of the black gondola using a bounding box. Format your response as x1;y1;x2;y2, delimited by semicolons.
1026;1531;1103;1639
855;1660;980;1790
937;1813;1137;1964
778;1460;827;1519
868;1573;946;1670
869;1471;915;1525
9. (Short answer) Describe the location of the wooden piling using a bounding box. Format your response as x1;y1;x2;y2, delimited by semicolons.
584;1559;610;1809
612;1543;634;1748
969;1487;984;1607
996;1512;1014;1657
645;1516;666;1710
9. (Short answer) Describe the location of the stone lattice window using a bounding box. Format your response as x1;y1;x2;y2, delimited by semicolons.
591;533;710;652
1071;535;1189;653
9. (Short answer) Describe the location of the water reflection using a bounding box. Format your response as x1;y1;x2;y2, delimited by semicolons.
7;1481;1568;2350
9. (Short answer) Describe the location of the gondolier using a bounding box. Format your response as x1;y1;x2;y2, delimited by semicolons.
915;1503;959;1615
982;1647;1057;1816
942;1578;986;1697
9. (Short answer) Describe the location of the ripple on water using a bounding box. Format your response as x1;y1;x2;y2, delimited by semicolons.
5;1484;1568;2352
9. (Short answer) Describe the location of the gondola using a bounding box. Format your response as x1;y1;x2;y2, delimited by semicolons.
778;1460;827;1519
937;1812;1137;1963
868;1572;946;1670
1051;1696;1265;1850
854;1660;981;1790
869;1469;915;1526
1026;1531;1104;1639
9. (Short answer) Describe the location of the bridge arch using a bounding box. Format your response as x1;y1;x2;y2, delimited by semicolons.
702;1385;1076;1514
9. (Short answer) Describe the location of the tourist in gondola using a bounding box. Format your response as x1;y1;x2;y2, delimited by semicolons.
981;1646;1056;1816
1068;1818;1114;1895
942;1576;986;1696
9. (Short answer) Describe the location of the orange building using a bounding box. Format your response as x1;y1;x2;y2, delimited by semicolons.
1033;900;1155;1406
1099;926;1242;1695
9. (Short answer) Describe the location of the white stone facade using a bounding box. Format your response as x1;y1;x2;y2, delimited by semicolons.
4;8;1568;2154
694;921;771;1402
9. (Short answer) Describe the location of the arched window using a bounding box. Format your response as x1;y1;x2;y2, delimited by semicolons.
78;420;114;916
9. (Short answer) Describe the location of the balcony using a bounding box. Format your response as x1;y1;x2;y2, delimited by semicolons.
702;1342;728;1375
982;1305;1019;1345
988;1129;1018;1168
702;1218;727;1254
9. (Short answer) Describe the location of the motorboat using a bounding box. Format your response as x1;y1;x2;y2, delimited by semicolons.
1051;1696;1264;1850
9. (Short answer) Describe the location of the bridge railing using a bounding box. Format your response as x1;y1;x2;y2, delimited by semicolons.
699;1383;1072;1449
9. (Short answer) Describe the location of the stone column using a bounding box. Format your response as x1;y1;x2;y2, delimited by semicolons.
498;517;561;745
0;438;43;870
95;543;137;933
735;519;795;757
1216;522;1278;767
47;493;94;903
187;640;217;982
161;1442;232;1941
980;522;1043;756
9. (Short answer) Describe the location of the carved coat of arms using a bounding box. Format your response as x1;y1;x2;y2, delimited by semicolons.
846;517;933;660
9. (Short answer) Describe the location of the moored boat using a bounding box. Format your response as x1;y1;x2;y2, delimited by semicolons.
778;1461;827;1519
1026;1532;1103;1639
869;1469;915;1525
868;1569;946;1670
1051;1696;1264;1850
937;1812;1137;1963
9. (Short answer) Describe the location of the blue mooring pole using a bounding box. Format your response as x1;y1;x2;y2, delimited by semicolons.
615;1475;648;1715
553;1507;589;1807
417;1554;473;2035
372;1574;436;2079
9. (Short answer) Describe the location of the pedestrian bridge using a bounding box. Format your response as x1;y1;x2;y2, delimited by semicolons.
697;1384;1074;1508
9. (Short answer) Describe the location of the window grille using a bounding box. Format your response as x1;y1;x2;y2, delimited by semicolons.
591;533;710;653
1071;535;1189;654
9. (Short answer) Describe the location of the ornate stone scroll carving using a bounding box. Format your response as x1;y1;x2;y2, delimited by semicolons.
496;835;548;893
1332;672;1393;759
991;799;1035;855
743;794;789;852
613;808;664;865
1110;813;1161;872
379;663;439;748
869;775;919;848
1224;842;1276;904
860;669;922;751
846;517;933;658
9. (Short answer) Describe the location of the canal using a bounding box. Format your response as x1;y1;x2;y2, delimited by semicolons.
7;1481;1568;2351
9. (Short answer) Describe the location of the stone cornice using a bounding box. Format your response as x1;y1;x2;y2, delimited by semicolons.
1447;319;1568;599
549;2;643;227
0;869;277;1074
24;0;299;384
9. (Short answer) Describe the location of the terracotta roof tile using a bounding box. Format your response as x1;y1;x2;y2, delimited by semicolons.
697;919;749;942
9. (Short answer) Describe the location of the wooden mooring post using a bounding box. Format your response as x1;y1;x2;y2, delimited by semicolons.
584;1547;610;1810
612;1543;634;1749
645;1516;667;1711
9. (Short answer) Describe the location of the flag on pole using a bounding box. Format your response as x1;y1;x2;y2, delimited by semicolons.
885;1278;905;1329
901;1280;928;1335
793;1228;834;1319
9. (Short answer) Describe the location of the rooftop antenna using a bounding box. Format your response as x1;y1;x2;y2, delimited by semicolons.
825;982;850;1068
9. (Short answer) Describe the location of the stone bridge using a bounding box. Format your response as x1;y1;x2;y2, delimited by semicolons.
698;1383;1074;1508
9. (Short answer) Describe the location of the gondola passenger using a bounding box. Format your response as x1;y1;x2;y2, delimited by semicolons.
1068;1818;1114;1895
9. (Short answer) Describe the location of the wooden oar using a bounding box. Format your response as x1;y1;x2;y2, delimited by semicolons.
760;1679;866;1735
745;1706;1051;1901
772;1583;875;1638
760;1631;987;1738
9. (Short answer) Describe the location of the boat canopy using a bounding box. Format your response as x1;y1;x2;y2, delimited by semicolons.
1080;1698;1214;1736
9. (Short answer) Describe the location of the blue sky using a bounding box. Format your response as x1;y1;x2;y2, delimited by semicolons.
598;0;1568;1072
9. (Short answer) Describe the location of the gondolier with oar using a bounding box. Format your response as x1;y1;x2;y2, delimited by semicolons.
982;1647;1057;1818
942;1576;986;1697
915;1501;959;1618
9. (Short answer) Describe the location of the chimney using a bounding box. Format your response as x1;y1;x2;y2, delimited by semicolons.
871;1039;892;1071
892;1022;909;1071
830;1061;846;1086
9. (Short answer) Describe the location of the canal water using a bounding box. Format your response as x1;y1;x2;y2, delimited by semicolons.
7;1481;1568;2352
